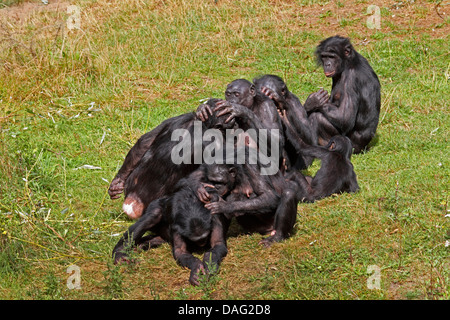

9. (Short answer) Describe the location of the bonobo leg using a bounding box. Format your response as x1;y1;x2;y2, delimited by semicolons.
259;183;298;247
112;199;165;264
137;235;166;251
309;112;339;146
348;129;374;154
108;127;164;200
286;171;315;203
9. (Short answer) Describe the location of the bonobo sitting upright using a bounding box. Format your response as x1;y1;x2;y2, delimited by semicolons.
253;74;328;169
112;162;238;286
287;135;359;202
253;74;327;146
108;99;236;220
197;79;284;172
308;36;381;154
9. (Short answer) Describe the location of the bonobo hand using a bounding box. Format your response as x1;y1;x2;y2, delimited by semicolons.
108;175;125;199
196;183;215;204
204;198;229;215
196;103;213;122
189;263;206;286
304;89;329;112
260;86;280;102
258;230;280;248
215;100;248;124
260;86;287;109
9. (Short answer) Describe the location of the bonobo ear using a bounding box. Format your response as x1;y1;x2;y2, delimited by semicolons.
329;141;336;150
249;84;256;97
229;167;237;178
344;44;353;58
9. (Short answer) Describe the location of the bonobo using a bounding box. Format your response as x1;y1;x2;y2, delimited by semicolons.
307;36;381;153
198;148;299;247
112;163;237;286
197;79;284;172
253;74;328;169
108;98;235;220
253;74;327;146
287;135;359;202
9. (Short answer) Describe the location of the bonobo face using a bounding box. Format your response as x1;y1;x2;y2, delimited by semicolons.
316;36;354;78
187;228;210;247
320;52;341;78
225;79;255;108
206;165;236;197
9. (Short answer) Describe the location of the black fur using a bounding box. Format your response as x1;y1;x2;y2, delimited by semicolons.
308;35;381;154
288;135;359;202
112;163;234;285
108;98;234;219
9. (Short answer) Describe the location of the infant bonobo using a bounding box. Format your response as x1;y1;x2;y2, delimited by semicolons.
112;163;237;286
288;135;359;202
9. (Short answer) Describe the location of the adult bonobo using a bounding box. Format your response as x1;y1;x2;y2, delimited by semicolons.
253;74;328;169
197;79;284;172
307;36;381;154
108;99;236;220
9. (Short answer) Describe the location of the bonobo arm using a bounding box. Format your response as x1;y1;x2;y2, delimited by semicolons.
260;85;318;146
205;168;279;216
202;214;229;274
281;118;329;161
172;232;205;286
306;73;358;135
283;93;317;145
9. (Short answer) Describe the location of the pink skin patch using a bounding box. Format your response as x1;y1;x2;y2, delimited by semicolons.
122;197;144;220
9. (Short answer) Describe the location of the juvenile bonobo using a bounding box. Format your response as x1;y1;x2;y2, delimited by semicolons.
308;36;381;153
108;98;235;220
112;163;237;286
196;148;299;247
287;135;359;202
253;74;328;170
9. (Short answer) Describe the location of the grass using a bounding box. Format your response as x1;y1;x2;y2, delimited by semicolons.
0;0;448;300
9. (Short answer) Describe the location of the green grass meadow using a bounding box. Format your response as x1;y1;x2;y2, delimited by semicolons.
0;0;448;299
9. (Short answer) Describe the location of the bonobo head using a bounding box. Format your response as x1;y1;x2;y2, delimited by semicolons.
327;135;353;159
173;213;211;247
315;36;357;78
225;79;256;108
253;74;288;100
205;164;237;198
202;98;236;130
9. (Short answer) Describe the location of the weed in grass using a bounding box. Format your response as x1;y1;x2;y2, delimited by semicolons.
102;261;125;299
196;258;221;300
